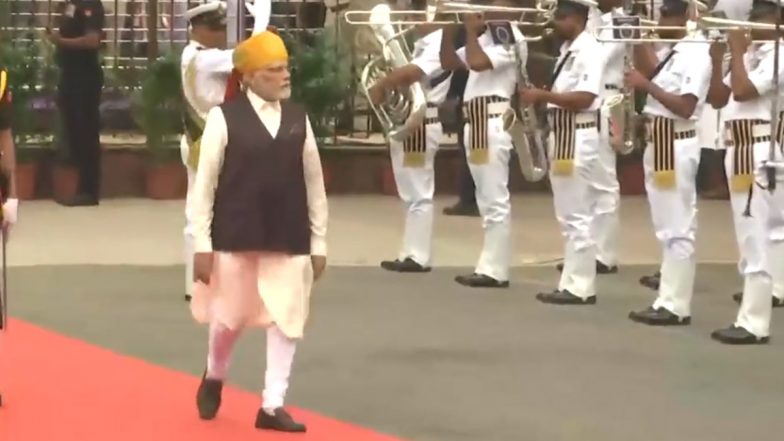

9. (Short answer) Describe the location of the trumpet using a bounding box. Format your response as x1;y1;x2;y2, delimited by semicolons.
344;0;555;27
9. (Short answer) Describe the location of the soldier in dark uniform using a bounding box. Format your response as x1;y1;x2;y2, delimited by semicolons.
47;0;105;206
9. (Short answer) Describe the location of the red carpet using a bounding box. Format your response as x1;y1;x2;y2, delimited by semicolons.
0;319;406;441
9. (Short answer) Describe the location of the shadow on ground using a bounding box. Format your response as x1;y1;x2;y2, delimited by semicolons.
8;264;784;441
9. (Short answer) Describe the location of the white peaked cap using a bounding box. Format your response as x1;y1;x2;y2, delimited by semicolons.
185;0;227;22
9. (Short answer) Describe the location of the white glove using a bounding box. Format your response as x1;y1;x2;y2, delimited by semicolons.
246;0;271;35
2;198;18;226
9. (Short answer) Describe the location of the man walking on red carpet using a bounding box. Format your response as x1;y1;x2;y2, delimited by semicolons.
188;28;328;432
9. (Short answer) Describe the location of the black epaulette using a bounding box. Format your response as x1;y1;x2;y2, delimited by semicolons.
488;22;516;46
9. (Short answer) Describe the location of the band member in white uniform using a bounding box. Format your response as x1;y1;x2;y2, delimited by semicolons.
181;0;268;301
519;0;603;304
581;0;624;275
707;0;784;344
729;3;784;309
439;2;527;288
626;0;711;326
368;23;452;273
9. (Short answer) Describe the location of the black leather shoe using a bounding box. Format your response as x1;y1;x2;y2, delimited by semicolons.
255;407;307;432
455;273;509;288
711;325;770;345
442;203;480;217
380;257;431;273
639;271;661;290
196;372;223;420
536;289;596;305
732;292;784;307
58;193;99;207
556;260;618;274
628;306;690;326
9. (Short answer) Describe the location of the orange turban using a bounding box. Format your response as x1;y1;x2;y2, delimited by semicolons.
233;31;289;74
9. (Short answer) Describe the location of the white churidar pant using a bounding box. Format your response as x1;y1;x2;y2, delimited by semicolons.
206;322;297;411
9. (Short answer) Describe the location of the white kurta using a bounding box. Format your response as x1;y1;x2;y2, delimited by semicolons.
189;90;328;339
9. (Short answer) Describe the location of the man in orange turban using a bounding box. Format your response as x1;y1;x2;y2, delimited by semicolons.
187;20;328;433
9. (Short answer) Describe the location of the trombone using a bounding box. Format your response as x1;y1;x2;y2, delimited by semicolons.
344;0;555;27
594;15;784;44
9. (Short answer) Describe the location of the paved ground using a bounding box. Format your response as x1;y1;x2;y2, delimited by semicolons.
6;195;784;441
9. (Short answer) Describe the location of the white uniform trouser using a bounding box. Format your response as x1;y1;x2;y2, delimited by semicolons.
206;322;297;411
181;137;196;296
725;140;784;338
464;114;512;282
644;135;701;318
550;125;601;299
592;107;621;267
388;122;442;267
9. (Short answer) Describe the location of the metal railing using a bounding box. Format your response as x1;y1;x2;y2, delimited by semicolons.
0;0;377;143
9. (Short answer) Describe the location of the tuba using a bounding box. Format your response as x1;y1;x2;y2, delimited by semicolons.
502;29;549;182
358;4;428;142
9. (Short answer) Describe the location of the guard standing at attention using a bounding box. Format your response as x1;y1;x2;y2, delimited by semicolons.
47;0;105;207
520;0;605;305
439;0;528;288
625;0;711;327
707;0;784;344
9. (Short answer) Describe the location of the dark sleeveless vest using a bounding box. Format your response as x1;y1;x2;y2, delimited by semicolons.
211;93;311;255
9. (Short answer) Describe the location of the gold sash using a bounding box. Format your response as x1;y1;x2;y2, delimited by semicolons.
464;96;507;165
650;117;676;189
402;121;427;168
549;108;576;176
726;120;761;193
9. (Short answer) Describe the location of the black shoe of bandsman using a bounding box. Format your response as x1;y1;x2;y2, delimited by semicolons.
639;271;661;290
455;273;509;288
628;306;691;326
711;325;769;345
536;289;596;305
380;257;431;273
556;260;618;274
